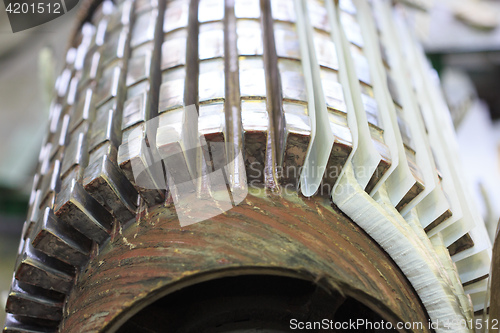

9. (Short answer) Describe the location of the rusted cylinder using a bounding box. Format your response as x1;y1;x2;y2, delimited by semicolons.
3;0;439;331
60;192;430;332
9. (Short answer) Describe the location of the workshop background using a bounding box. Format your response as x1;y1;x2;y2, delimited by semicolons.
0;0;500;327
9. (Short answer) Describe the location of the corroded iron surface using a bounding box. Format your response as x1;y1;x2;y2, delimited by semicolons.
5;0;478;330
60;191;430;332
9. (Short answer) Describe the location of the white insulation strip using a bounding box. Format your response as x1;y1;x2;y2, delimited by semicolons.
332;163;473;332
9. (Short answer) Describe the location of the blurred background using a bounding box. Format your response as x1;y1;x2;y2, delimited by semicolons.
0;0;500;327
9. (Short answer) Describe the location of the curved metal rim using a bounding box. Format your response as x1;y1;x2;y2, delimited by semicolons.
103;266;409;333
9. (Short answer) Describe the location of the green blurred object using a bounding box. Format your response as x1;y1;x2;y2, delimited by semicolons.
0;187;28;217
427;53;444;76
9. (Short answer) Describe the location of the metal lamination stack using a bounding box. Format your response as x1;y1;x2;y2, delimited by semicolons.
3;0;493;332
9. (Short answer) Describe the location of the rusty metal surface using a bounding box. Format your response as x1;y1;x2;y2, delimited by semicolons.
3;0;451;331
60;191;431;332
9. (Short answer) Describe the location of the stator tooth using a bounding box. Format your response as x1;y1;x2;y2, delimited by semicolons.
60;123;89;179
68;89;94;134
100;28;128;68
159;67;186;112
89;100;121;152
156;111;193;187
199;22;224;60
280;102;312;187
21;221;34;243
163;0;189;33
385;69;426;210
135;0;158;14
237;21;264;56
161;29;188;70
198;103;227;172
198;0;224;23
352;51;391;193
31;208;92;267
118;125;166;206
394;103;425;211
38;161;61;210
49;114;70;161
448;233;475;257
48;104;62;137
106;0;133;33
14;238;75;294
123;81;149;130
199;59;225;104
26;190;42;229
54;178;114;244
270;0;296;23
239;58;269;184
79;51;100;91
340;10;363;48
84;154;138;223
131;9;158;48
313;31;339;71
235;0;261;19
307;0;331;32
241;100;268;184
274;22;301;61
89;141;118;166
3;313;57;333
278;59;313;187
127;42;154;86
95;62;123;106
5;280;64;322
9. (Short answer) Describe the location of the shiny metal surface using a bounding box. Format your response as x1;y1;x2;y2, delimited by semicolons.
2;0;466;332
